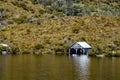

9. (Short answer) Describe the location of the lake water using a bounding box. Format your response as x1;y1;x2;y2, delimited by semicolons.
0;54;120;80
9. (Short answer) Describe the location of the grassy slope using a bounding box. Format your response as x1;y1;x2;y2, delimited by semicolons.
0;0;120;54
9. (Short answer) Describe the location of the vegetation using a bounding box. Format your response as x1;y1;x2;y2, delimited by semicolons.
0;0;120;55
0;45;5;52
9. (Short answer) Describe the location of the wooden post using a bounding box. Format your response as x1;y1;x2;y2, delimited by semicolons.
75;49;77;54
83;49;85;55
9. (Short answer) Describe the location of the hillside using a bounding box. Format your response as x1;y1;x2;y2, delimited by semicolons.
0;0;120;55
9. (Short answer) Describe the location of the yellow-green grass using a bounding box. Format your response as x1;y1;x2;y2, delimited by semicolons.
0;0;120;54
0;15;120;54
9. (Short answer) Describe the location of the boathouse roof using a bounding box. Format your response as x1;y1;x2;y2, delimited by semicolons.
0;43;9;47
70;42;92;49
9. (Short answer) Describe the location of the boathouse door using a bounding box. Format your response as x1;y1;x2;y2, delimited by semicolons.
69;48;84;55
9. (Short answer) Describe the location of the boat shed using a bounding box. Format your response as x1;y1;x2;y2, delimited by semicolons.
0;43;9;55
68;42;92;55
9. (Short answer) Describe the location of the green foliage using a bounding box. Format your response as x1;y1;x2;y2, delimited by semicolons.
0;45;5;52
41;0;120;16
54;46;64;53
0;0;120;55
37;19;44;25
0;7;7;19
30;0;38;4
26;28;31;34
30;0;55;5
107;53;120;57
11;1;34;13
92;46;104;54
114;40;120;46
53;12;66;17
34;44;44;50
10;46;20;54
0;7;4;11
0;0;7;2
39;9;45;14
81;37;86;41
13;16;27;24
0;34;6;41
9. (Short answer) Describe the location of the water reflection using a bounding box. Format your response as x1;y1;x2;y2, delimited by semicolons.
111;57;116;80
1;55;120;80
72;55;90;80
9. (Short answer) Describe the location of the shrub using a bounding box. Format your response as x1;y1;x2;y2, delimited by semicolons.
0;0;7;2
114;40;120;46
39;9;45;14
10;46;20;54
0;45;5;52
0;7;7;20
72;26;80;34
34;44;44;50
37;19;44;25
13;16;27;24
0;7;4;12
7;20;14;25
95;46;104;54
11;1;35;13
54;46;64;53
26;28;31;34
107;53;120;57
81;37;86;41
53;12;66;17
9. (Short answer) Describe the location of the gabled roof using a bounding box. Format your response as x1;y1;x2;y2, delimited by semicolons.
0;43;9;47
70;42;91;49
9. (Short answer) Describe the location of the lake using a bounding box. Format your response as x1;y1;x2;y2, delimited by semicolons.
0;54;120;80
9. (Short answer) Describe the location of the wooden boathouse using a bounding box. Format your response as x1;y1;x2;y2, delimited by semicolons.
68;42;92;55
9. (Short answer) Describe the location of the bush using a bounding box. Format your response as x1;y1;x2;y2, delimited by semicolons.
114;40;120;46
107;53;120;57
0;45;5;52
81;37;86;41
0;0;7;2
39;9;45;14
72;26;80;34
53;12;66;17
91;46;104;54
0;7;4;12
0;7;7;20
10;46;20;54
26;28;31;34
37;19;44;25
54;46;64;53
34;44;44;50
11;1;35;13
13;16;27;24
72;28;79;34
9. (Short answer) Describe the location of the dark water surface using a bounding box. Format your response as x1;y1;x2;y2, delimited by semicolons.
0;54;120;80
